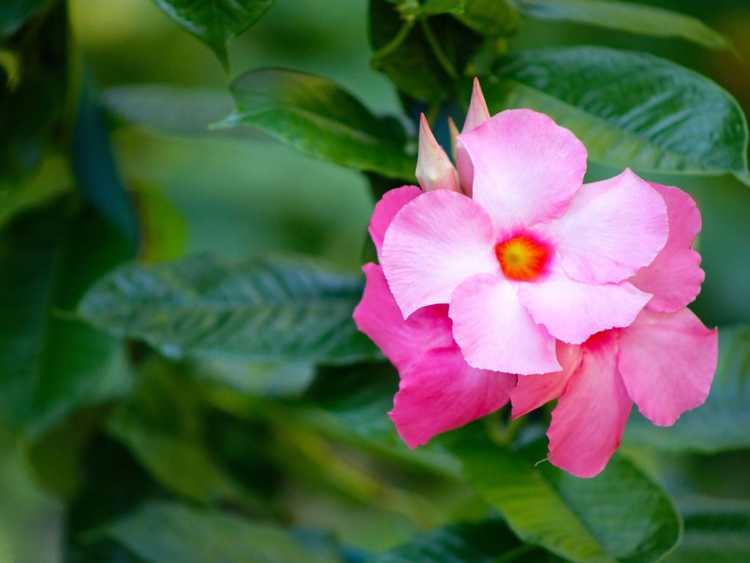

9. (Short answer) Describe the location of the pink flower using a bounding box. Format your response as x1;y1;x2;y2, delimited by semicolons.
354;79;716;463
511;183;718;477
380;80;669;375
354;220;516;447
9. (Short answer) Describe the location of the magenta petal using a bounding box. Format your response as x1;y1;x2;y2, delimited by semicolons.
618;308;718;426
368;186;422;260
391;347;516;448
548;332;633;478
510;343;582;419
381;190;498;318
459;109;587;231
541;169;668;284
630;183;704;312
519;269;651;344
353;264;453;372
450;274;560;375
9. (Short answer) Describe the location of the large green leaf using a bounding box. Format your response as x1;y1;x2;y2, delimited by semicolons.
666;497;750;562
514;0;729;50
152;0;273;70
103;501;339;563
452;435;682;563
484;46;750;182
0;0;49;37
0;203;133;437
224;68;414;179
374;518;548;562
625;325;750;453
78;254;378;364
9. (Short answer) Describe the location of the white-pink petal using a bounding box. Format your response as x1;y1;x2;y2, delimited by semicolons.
518;269;652;344
391;347;516;448
548;332;633;478
450;274;560;375
368;186;422;260
458;109;587;232
618;308;718;427
540;169;668;284
381;190;498;318
630;183;704;312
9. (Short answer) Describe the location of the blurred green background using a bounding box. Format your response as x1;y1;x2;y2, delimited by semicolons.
2;0;750;561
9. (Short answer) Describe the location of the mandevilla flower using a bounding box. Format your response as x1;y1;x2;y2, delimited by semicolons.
354;79;718;477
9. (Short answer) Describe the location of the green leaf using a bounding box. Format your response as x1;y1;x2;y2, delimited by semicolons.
103;501;340;563
0;202;133;437
73;76;140;249
225;68;415;179
370;0;483;103
374;518;546;562
0;0;49;37
152;0;273;70
107;358;263;509
78;254;378;364
515;0;730;51
625;325;750;453
455;0;520;36
485;46;750;182
667;497;750;562
452;435;682;563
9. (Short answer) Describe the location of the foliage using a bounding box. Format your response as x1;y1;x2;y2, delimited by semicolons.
1;0;749;562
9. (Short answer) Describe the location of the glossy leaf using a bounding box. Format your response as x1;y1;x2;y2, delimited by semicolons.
152;0;273;69
104;501;339;563
78;254;378;364
0;203;133;437
374;518;546;562
452;435;681;563
0;0;49;37
485;46;750;182
225;68;414;179
667;497;750;562
515;0;730;50
625;325;750;452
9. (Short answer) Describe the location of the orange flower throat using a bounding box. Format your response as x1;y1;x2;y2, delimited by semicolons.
495;234;551;282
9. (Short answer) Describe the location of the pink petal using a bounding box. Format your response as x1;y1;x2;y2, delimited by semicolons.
630;184;704;312
518;268;651;344
381;190;498;318
618;308;718;427
540;169;668;284
449;274;560;375
353;264;453;372
510;343;582;419
416;114;460;193
458;109;587;231
368;186;422;259
548;331;633;478
391;346;516;447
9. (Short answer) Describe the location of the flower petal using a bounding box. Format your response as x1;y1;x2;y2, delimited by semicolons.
416;114;460;193
630;183;704;312
391;347;516;448
540;169;668;284
519;269;651;344
450;274;560;375
368;186;422;260
618;308;718;427
510;343;582;419
458;109;587;231
353;264;453;372
548;331;633;478
381;190;498;318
